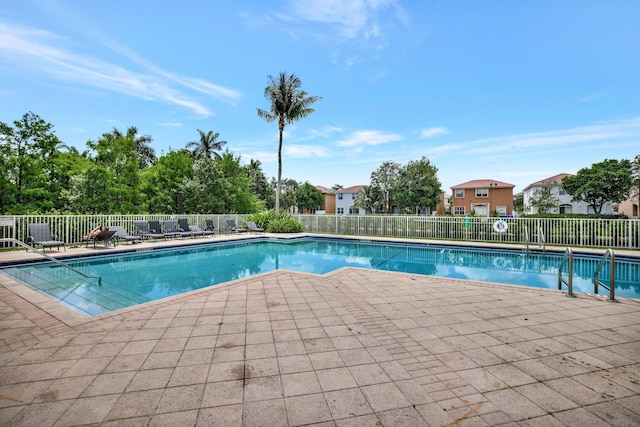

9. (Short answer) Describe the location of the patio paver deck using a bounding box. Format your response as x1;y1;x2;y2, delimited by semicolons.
0;236;639;426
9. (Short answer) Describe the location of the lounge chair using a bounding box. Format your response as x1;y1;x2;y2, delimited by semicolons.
164;220;193;238
148;220;179;239
205;219;216;234
178;218;214;237
110;225;142;244
26;223;66;252
226;219;247;233
84;229;116;248
246;221;265;233
134;221;166;241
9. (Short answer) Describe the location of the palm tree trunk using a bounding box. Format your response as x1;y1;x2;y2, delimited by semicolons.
276;124;284;217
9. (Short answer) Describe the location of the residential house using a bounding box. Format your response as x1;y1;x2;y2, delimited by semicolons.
315;186;336;214
522;173;613;215
336;185;367;215
615;196;639;218
450;179;515;216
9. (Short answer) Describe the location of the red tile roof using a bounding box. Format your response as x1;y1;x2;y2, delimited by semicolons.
451;179;515;189
336;185;367;193
522;173;572;191
315;185;336;194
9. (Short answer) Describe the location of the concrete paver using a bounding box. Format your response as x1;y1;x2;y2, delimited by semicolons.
0;236;639;426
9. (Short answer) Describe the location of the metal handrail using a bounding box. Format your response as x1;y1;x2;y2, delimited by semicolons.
557;247;575;297
0;238;101;285
538;227;546;253
594;249;616;302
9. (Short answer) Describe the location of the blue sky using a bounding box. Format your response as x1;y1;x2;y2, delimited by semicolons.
1;1;639;193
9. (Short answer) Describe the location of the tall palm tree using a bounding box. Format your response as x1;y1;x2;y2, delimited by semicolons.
112;126;156;168
186;129;227;160
257;72;321;216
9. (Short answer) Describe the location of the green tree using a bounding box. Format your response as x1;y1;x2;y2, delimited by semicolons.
218;152;263;213
186;129;227;160
112;126;156;168
370;161;401;213
142;149;194;213
562;159;633;214
394;157;442;214
181;158;225;213
257;72;321;216
273;178;300;213
246;159;273;207
295;182;323;213
0;112;64;213
75;128;144;213
353;185;383;214
513;194;524;216
180;153;263;214
528;186;559;214
631;154;640;213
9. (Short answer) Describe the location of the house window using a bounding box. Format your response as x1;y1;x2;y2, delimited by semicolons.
476;188;489;198
338;194;343;200
559;188;566;196
337;207;344;214
349;207;358;214
352;193;356;199
559;204;572;214
496;206;507;215
454;189;464;198
454;206;466;215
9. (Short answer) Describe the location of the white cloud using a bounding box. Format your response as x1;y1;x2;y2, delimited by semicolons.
430;117;640;157
302;125;344;140
274;0;408;46
0;22;242;115
335;130;403;147
285;144;330;158
158;121;183;128
420;127;448;138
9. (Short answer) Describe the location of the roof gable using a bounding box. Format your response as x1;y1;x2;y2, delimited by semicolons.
336;185;367;193
522;173;573;192
451;179;515;189
315;185;336;194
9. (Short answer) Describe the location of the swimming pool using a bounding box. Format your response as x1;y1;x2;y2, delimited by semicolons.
2;237;639;316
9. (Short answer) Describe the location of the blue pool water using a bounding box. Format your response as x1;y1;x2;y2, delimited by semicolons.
2;237;639;316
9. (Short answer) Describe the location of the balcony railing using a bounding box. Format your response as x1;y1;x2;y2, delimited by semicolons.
0;214;638;250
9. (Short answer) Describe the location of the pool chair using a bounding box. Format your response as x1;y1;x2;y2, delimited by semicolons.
163;220;193;238
109;226;142;244
178;218;214;237
134;221;166;241
226;219;247;233
205;219;216;234
149;219;179;239
26;223;66;252
83;229;116;249
246;221;265;233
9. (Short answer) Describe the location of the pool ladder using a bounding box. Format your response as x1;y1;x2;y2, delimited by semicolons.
0;238;102;285
557;247;616;302
594;249;616;302
524;226;546;253
557;247;575;297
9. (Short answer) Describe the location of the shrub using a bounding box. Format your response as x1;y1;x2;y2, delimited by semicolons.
266;217;304;233
524;213;628;219
246;210;276;229
245;210;304;233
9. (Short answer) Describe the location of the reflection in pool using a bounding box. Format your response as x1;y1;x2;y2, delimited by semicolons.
2;237;638;315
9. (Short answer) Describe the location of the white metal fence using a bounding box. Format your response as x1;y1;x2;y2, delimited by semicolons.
0;214;638;250
293;215;640;249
